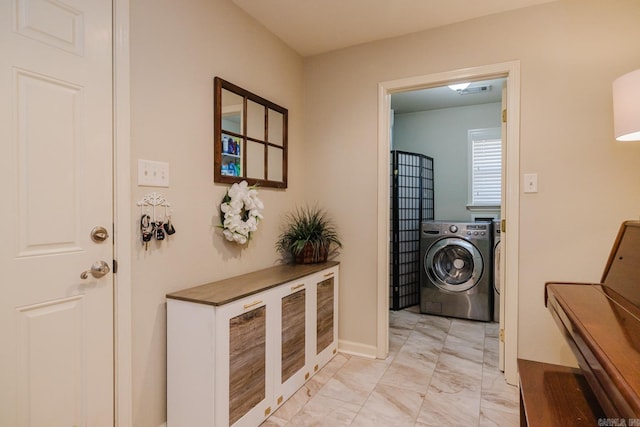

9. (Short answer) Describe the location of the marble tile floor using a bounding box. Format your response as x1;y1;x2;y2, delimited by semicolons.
261;307;519;427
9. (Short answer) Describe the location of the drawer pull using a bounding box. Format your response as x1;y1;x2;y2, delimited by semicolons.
277;395;283;405
324;272;334;278
265;406;271;416
291;283;305;291
243;300;263;309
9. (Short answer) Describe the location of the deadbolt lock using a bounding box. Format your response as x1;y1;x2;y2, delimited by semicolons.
91;226;110;242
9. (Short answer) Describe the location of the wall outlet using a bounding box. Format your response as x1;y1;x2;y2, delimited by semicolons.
138;159;169;187
523;173;538;193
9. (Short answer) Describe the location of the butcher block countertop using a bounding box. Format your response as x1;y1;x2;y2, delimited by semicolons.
166;261;339;306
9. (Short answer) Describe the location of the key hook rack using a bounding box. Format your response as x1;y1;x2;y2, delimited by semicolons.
137;192;176;249
136;192;171;223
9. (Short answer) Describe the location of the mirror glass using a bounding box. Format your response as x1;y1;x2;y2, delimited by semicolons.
221;89;243;133
247;100;265;140
214;77;288;188
267;146;283;182
268;109;283;146
246;141;265;179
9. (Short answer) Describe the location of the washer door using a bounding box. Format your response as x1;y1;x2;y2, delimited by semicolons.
425;237;484;292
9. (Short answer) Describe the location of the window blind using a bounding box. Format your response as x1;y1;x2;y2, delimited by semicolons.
471;138;502;205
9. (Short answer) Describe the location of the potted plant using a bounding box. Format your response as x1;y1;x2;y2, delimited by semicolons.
276;205;342;264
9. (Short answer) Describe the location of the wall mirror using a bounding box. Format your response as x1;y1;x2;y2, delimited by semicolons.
214;77;288;188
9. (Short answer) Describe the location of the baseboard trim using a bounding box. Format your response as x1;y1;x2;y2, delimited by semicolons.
338;339;377;359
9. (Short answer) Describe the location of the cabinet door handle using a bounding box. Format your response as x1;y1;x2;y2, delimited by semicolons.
324;272;334;278
243;300;263;309
291;283;305;291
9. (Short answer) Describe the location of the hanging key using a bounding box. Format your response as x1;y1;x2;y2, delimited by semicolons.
142;230;152;250
141;214;153;250
164;217;176;235
155;222;165;240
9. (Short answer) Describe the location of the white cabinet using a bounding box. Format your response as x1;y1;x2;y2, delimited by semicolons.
167;262;339;427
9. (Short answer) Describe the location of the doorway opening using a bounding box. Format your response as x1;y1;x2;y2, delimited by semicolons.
376;62;521;384
389;77;504;311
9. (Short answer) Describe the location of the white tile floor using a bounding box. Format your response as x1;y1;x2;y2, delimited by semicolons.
262;307;519;426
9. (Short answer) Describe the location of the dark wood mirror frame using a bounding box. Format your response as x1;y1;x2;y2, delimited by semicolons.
214;77;288;188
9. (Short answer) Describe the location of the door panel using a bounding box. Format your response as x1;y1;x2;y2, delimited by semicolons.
14;0;85;55
16;296;85;426
0;0;114;424
16;69;83;257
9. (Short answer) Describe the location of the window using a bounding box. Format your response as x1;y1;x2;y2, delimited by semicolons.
469;128;502;206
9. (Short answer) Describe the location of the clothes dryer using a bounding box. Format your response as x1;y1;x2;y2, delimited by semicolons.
493;219;501;323
420;221;493;321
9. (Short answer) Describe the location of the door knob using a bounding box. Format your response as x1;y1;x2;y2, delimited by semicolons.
91;226;110;242
80;260;111;279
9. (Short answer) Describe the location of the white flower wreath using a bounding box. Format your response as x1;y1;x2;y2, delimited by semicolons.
219;181;264;245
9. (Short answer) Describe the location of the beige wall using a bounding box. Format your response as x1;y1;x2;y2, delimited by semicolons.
303;0;640;366
130;0;304;425
130;0;640;424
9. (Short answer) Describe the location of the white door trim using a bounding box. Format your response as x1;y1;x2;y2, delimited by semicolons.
376;61;521;385
113;0;132;424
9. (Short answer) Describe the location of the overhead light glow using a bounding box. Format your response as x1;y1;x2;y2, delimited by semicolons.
448;82;470;92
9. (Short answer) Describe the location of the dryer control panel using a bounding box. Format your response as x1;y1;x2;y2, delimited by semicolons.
464;223;490;238
421;221;492;240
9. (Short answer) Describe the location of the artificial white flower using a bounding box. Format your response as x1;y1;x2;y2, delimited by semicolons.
219;181;264;245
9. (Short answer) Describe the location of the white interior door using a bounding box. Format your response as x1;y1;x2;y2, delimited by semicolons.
498;81;507;372
0;0;114;425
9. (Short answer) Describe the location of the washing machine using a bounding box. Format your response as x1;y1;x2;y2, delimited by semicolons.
420;221;493;321
493;220;501;322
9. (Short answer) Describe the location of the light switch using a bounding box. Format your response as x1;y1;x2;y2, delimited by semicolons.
138;159;169;187
524;173;538;193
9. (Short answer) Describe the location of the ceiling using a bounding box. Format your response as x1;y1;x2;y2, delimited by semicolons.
232;0;558;57
391;78;506;114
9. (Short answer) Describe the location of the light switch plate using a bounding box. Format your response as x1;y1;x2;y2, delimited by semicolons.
524;173;538;193
138;159;169;187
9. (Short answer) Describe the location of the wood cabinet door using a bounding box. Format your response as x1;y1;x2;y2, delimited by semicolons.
313;268;339;371
281;289;306;383
229;305;267;426
316;276;334;355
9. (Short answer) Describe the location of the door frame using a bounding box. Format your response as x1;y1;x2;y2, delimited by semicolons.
113;0;132;424
376;61;521;385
